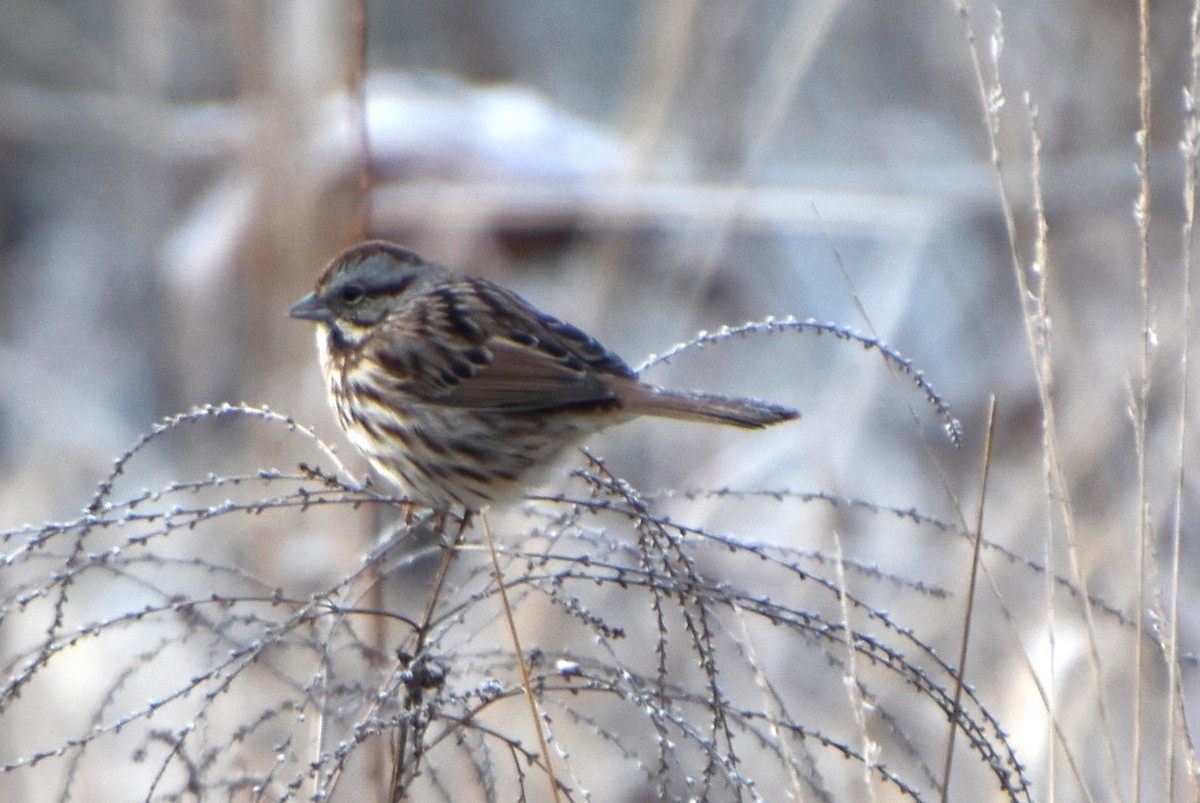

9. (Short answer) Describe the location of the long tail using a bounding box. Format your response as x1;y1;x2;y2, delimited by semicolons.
617;383;799;429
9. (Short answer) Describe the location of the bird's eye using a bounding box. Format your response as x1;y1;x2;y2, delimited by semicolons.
339;284;366;305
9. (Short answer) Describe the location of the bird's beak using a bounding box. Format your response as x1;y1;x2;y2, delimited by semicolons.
289;293;332;323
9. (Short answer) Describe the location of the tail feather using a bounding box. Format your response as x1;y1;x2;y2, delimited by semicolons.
619;384;798;429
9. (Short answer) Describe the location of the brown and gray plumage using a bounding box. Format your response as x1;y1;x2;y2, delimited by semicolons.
290;241;797;513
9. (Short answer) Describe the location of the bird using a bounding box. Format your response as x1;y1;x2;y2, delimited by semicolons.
290;240;797;514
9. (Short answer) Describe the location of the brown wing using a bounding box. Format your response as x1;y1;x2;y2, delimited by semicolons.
361;276;635;412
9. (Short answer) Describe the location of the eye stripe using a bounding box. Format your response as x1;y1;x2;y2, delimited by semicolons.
372;275;417;296
333;274;417;301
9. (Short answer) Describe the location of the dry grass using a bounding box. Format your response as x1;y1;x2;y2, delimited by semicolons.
0;1;1197;800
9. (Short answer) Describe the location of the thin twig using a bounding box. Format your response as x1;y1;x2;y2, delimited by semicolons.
941;395;997;802
1133;0;1153;799
481;513;563;803
392;514;468;801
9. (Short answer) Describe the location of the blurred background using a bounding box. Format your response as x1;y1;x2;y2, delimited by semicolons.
0;1;1196;800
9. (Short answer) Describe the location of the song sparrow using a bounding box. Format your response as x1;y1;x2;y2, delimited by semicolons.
290;241;797;513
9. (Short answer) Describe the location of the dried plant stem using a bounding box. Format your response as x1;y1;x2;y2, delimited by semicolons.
366;505;388;803
482;513;563;803
941;395;997;802
1133;0;1153;799
1167;1;1200;797
391;515;468;801
834;530;877;803
415;518;469;646
731;603;806;799
958;4;1119;796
